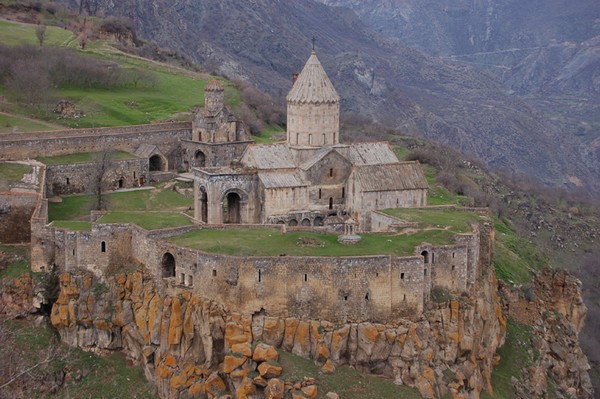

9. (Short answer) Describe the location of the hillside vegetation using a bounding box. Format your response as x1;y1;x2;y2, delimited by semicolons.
0;17;226;129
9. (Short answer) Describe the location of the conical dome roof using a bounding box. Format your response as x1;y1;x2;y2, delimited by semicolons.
286;51;339;104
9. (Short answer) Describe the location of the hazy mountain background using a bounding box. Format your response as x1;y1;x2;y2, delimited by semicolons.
59;0;599;195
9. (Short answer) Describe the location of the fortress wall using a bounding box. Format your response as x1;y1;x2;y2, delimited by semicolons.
31;215;54;272
430;245;470;293
129;229;426;322
45;159;149;196
0;124;192;164
0;192;37;243
391;257;426;317
32;220;484;324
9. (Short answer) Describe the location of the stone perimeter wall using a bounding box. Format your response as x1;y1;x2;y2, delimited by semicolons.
31;217;491;324
0;123;192;167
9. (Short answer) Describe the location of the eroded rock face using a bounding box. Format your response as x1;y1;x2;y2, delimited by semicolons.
502;269;593;398
49;266;508;399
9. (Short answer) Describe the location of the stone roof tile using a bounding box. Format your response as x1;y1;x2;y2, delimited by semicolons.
286;51;340;105
353;162;428;191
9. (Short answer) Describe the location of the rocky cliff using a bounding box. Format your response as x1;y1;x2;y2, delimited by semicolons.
49;264;506;399
501;269;593;398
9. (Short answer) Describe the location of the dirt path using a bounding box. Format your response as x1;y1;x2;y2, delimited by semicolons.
0;111;64;131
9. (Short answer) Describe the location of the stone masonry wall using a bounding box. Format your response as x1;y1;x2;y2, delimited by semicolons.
0;123;191;169
45;158;149;196
31;219;485;323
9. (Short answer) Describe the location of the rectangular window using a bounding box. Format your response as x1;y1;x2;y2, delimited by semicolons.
342;187;345;198
318;189;322;199
400;272;405;280
304;274;308;282
212;270;217;277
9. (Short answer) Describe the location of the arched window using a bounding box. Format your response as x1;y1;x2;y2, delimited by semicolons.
421;250;429;264
195;151;206;167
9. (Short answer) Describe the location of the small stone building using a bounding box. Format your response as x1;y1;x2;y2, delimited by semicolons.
194;50;427;231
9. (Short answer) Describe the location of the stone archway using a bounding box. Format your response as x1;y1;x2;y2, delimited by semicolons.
195;150;206;167
162;252;176;277
223;192;242;224
149;154;166;171
301;218;311;226
314;217;324;226
421;250;429;264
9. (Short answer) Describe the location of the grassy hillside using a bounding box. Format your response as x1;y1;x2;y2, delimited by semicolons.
0;18;235;129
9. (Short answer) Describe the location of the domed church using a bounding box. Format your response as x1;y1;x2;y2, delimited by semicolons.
192;49;427;231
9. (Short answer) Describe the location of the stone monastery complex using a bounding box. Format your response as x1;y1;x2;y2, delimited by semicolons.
0;50;493;323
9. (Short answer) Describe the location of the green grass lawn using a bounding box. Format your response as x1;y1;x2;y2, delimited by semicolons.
278;350;423;399
37;150;136;165
0;162;33;191
0;19;76;47
168;227;459;257
0;113;59;132
98;211;192;230
381;208;483;233
51;220;92;231
48;186;193;231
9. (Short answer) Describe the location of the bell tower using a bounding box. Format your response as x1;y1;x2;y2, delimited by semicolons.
204;79;224;117
286;50;340;148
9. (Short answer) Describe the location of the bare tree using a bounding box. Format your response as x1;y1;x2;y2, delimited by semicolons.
92;150;114;211
35;24;47;47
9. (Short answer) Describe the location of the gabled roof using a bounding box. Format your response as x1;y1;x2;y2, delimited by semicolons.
259;172;307;189
340;142;399;166
134;144;160;158
353;162;428;192
299;147;334;170
286;51;340;105
241;143;296;170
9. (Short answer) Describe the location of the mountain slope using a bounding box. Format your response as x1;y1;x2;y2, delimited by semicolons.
318;0;600;191
56;0;597;193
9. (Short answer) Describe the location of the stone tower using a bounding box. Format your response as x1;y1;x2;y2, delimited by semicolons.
204;79;224;117
286;50;340;148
